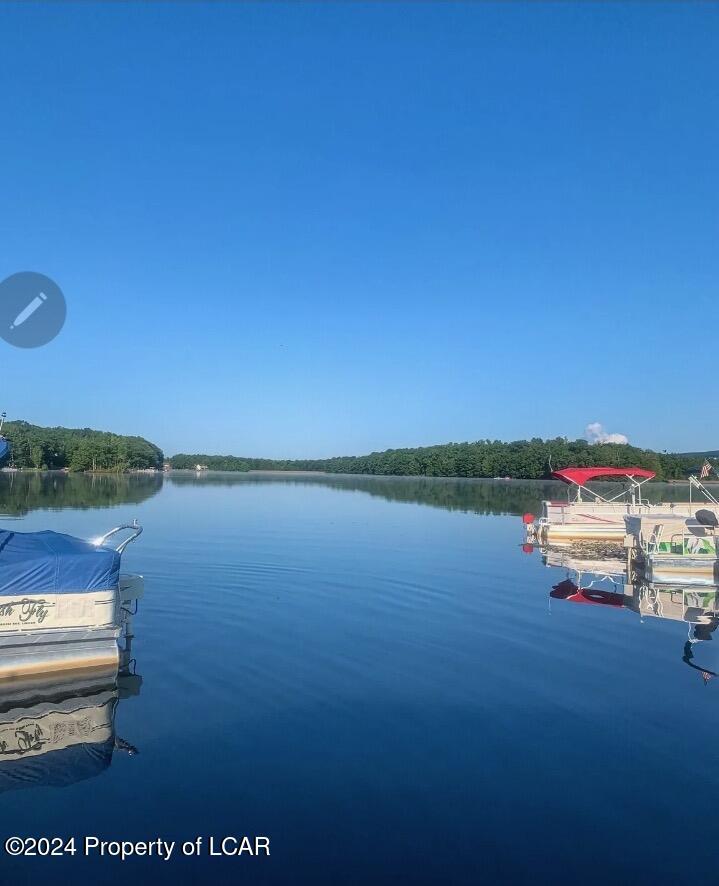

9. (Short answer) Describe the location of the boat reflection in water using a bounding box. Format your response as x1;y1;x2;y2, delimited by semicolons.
0;639;142;793
547;557;719;681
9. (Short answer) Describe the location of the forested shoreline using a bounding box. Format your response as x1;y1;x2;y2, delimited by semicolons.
0;420;164;472
170;438;709;481
1;421;713;480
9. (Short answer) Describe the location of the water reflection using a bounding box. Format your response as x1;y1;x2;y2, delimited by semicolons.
169;471;706;517
166;471;565;515
0;470;705;519
0;472;162;517
546;564;719;681
0;646;142;793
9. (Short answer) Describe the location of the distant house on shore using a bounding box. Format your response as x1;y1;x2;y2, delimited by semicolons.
163;462;172;472
195;464;209;471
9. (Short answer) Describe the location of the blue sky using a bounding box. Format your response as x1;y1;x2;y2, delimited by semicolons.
1;3;717;457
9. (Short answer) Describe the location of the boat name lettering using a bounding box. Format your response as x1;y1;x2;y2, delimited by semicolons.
0;598;51;624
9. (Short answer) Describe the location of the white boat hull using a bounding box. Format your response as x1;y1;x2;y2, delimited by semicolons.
533;502;719;545
0;575;142;681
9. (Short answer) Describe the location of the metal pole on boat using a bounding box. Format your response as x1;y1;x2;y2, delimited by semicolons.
0;412;5;434
690;474;719;505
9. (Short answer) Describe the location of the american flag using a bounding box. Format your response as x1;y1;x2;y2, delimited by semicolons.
701;670;714;685
700;459;714;480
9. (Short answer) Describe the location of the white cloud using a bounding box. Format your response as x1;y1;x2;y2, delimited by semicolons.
585;422;629;445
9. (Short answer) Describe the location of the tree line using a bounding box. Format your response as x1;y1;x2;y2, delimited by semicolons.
2;422;711;480
1;420;164;472
170;438;709;481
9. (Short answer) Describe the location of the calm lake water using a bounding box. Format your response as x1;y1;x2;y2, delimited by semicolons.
1;472;719;885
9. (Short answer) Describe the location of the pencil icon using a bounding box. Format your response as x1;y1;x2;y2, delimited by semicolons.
10;292;47;330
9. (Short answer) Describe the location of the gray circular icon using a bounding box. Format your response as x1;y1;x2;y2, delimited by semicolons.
0;272;66;349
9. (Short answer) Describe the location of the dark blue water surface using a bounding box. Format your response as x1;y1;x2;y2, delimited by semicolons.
1;473;719;885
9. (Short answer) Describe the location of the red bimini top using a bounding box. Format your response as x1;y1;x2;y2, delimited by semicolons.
551;467;655;486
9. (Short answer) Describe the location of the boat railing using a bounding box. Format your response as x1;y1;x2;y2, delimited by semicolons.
663;531;717;557
643;522;717;558
93;520;143;554
646;525;662;554
689;474;719;505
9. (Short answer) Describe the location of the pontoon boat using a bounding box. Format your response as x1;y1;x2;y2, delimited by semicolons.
525;467;719;545
624;512;719;586
0;523;144;679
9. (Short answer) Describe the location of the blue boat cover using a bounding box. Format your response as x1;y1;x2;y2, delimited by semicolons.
0;438;8;462
0;530;120;595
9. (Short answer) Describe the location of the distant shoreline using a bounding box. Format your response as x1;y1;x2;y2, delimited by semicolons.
3;419;716;481
4;466;719;485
